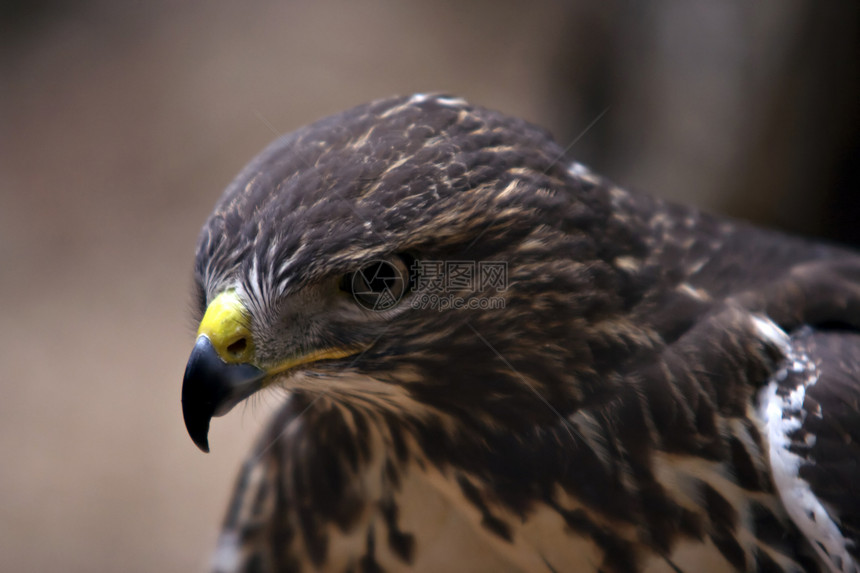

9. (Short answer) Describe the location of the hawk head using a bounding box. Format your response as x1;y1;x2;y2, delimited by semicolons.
182;94;650;452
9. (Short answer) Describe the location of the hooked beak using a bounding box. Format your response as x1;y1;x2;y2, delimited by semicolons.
181;290;261;453
181;289;361;452
181;335;263;453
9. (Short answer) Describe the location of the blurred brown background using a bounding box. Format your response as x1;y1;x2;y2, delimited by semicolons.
1;1;858;571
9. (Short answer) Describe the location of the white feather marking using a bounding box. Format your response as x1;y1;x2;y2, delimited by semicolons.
685;258;709;276
380;99;415;118
750;315;792;354
758;343;858;573
614;256;640;272
569;410;611;468
408;93;431;104
248;255;265;306
275;243;307;284
266;237;279;262
211;532;241;572
382;154;411;174
567;162;601;185
677;282;710;301
434;96;467;107
567;162;591;177
496;179;519;199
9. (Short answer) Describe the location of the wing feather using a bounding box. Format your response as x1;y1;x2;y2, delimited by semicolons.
760;329;860;573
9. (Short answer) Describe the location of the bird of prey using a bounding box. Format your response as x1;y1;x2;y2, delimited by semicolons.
181;94;860;573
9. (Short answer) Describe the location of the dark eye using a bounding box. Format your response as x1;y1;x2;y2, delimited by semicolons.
340;254;413;311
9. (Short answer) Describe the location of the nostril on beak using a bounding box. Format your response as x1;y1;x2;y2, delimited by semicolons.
227;337;248;357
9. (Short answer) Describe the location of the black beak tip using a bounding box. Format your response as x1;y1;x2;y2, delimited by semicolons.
181;336;221;454
192;434;211;454
182;398;212;453
182;378;214;453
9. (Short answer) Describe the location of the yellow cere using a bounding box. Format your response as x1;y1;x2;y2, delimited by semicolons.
197;290;255;364
198;289;362;375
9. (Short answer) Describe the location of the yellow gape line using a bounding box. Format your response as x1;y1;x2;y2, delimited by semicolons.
197;290;255;364
266;346;360;378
